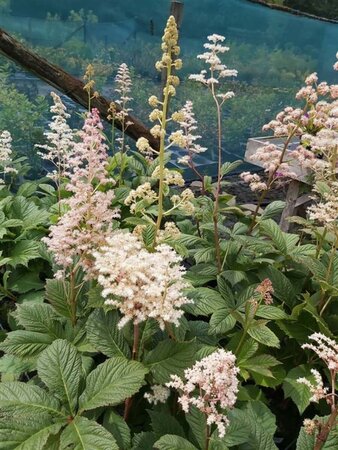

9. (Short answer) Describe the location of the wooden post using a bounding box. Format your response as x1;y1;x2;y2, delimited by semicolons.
161;1;184;102
0;27;159;149
279;180;300;232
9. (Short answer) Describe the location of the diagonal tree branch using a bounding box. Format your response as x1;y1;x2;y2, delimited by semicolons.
0;27;159;149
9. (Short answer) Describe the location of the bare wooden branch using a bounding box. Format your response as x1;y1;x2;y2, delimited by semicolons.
0;27;159;149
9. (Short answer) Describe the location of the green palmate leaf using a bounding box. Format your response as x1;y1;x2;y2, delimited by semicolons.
14;303;65;338
0;416;64;450
247;322;280;348
144;340;197;384
148;411;185;440
296;415;338;450
154;435;198;450
79;357;148;412
184;288;225;316
60;417;118;450
209;309;236;335
7;240;40;268
45;279;72;319
86;310;130;358
255;305;288;320
0;382;64;418
186;406;206;448
10;196;49;230
261;201;286;220
0;330;53;357
283;365;313;414
37;339;82;415
103;411;131;450
259;219;287;254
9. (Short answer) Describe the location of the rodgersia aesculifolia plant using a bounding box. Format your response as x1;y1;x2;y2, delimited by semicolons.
1;14;338;450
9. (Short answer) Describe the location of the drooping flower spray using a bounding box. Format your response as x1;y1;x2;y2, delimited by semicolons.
190;34;237;271
297;333;338;449
167;349;239;449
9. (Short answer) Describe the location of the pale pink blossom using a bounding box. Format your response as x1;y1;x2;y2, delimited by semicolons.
44;109;119;276
167;349;239;438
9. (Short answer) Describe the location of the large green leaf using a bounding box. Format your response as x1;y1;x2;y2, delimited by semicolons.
0;382;64;418
103;411;131;450
154;435;198;450
79;357;148;412
131;432;157;450
14;303;64;338
148;411;185;440
144;340;197;384
247;322;280;348
0;416;64;450
184;288;225;316
261;201;286;220
10;196;49;230
186;406;206;448
7;240;40;268
0;330;53;357
60;417;118;450
86;310;130;358
37;340;82;415
258;266;296;306
240;354;281;379
237;401;278;450
255;305;288;320
45;279;72;319
259;219;287;254
209;309;236;335
283;366;313;414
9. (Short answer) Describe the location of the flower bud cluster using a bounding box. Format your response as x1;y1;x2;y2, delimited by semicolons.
124;182;158;214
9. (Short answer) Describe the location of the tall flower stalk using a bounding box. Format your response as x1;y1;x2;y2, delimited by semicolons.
153;16;182;234
190;34;237;271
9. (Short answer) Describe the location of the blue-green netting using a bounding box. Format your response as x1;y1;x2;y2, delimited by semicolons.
0;0;337;176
